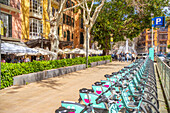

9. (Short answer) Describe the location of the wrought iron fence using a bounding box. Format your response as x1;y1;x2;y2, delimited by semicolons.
156;56;170;107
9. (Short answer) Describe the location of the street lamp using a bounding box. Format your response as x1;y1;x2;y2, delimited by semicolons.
0;4;1;89
110;34;113;54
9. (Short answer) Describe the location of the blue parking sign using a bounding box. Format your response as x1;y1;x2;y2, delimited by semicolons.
153;16;165;27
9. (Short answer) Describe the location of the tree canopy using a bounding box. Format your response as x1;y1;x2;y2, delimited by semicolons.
91;0;169;51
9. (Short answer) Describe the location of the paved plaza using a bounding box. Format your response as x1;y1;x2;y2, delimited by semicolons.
0;61;130;113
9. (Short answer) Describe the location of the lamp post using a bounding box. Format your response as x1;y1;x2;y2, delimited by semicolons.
0;4;1;89
151;13;154;48
110;34;113;54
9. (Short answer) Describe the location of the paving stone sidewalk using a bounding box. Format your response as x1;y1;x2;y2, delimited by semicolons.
0;61;130;113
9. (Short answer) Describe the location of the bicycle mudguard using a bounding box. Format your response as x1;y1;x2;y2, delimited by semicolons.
101;80;112;88
92;85;112;97
79;92;107;109
61;101;87;113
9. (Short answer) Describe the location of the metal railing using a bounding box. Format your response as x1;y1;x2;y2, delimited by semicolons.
156;56;170;108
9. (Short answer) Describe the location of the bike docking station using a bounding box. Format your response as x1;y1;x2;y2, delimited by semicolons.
55;57;159;113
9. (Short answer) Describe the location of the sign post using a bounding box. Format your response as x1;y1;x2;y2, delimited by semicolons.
110;34;113;54
150;16;165;61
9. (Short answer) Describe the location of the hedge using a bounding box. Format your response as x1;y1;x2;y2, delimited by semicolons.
1;55;111;89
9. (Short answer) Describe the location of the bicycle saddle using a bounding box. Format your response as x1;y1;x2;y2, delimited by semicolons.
104;74;113;78
115;82;122;87
112;72;118;75
129;71;135;74
79;88;94;93
124;66;131;69
123;76;129;80
94;82;105;86
55;107;75;113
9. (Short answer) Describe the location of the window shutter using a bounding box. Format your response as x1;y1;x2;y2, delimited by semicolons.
8;15;12;37
67;30;70;41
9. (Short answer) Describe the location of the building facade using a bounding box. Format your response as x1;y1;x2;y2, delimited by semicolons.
0;0;21;41
60;0;84;50
137;25;170;54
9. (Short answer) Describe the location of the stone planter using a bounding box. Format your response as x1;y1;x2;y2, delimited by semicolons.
13;60;111;86
90;62;98;67
13;64;86;85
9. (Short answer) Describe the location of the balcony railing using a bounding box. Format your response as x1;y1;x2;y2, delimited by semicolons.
159;28;168;32
159;44;167;46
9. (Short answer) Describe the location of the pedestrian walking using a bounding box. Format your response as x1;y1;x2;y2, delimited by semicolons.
131;52;135;62
122;52;125;62
126;52;129;62
119;52;122;62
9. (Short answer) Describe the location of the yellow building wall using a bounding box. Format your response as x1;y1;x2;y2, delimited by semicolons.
21;0;30;41
168;25;170;46
21;0;50;41
145;29;148;47
43;0;50;39
154;29;158;46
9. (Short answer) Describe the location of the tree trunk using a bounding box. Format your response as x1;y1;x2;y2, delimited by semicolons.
83;26;91;55
49;23;59;60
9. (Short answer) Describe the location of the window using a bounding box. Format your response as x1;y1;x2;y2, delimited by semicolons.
66;0;72;8
63;14;66;24
0;0;10;5
1;13;12;37
69;16;72;26
72;33;73;39
58;27;59;35
81;18;83;28
67;30;70;41
80;32;84;44
64;31;66;38
72;2;75;12
66;0;68;8
29;18;43;39
52;7;55;16
52;7;58;17
30;0;43;15
66;15;69;25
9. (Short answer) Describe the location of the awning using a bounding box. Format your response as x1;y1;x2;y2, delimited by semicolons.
35;47;58;56
1;41;38;54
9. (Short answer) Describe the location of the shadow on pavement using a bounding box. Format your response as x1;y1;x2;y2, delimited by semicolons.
37;79;63;90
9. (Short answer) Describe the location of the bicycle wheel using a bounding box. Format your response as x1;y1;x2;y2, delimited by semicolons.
144;91;159;109
144;84;158;98
140;99;160;113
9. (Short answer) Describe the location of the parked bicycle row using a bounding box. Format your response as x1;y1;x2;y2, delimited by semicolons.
55;57;159;113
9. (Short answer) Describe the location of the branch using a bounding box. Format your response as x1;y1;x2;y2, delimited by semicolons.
91;0;105;25
89;0;94;12
76;0;87;12
63;2;84;12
